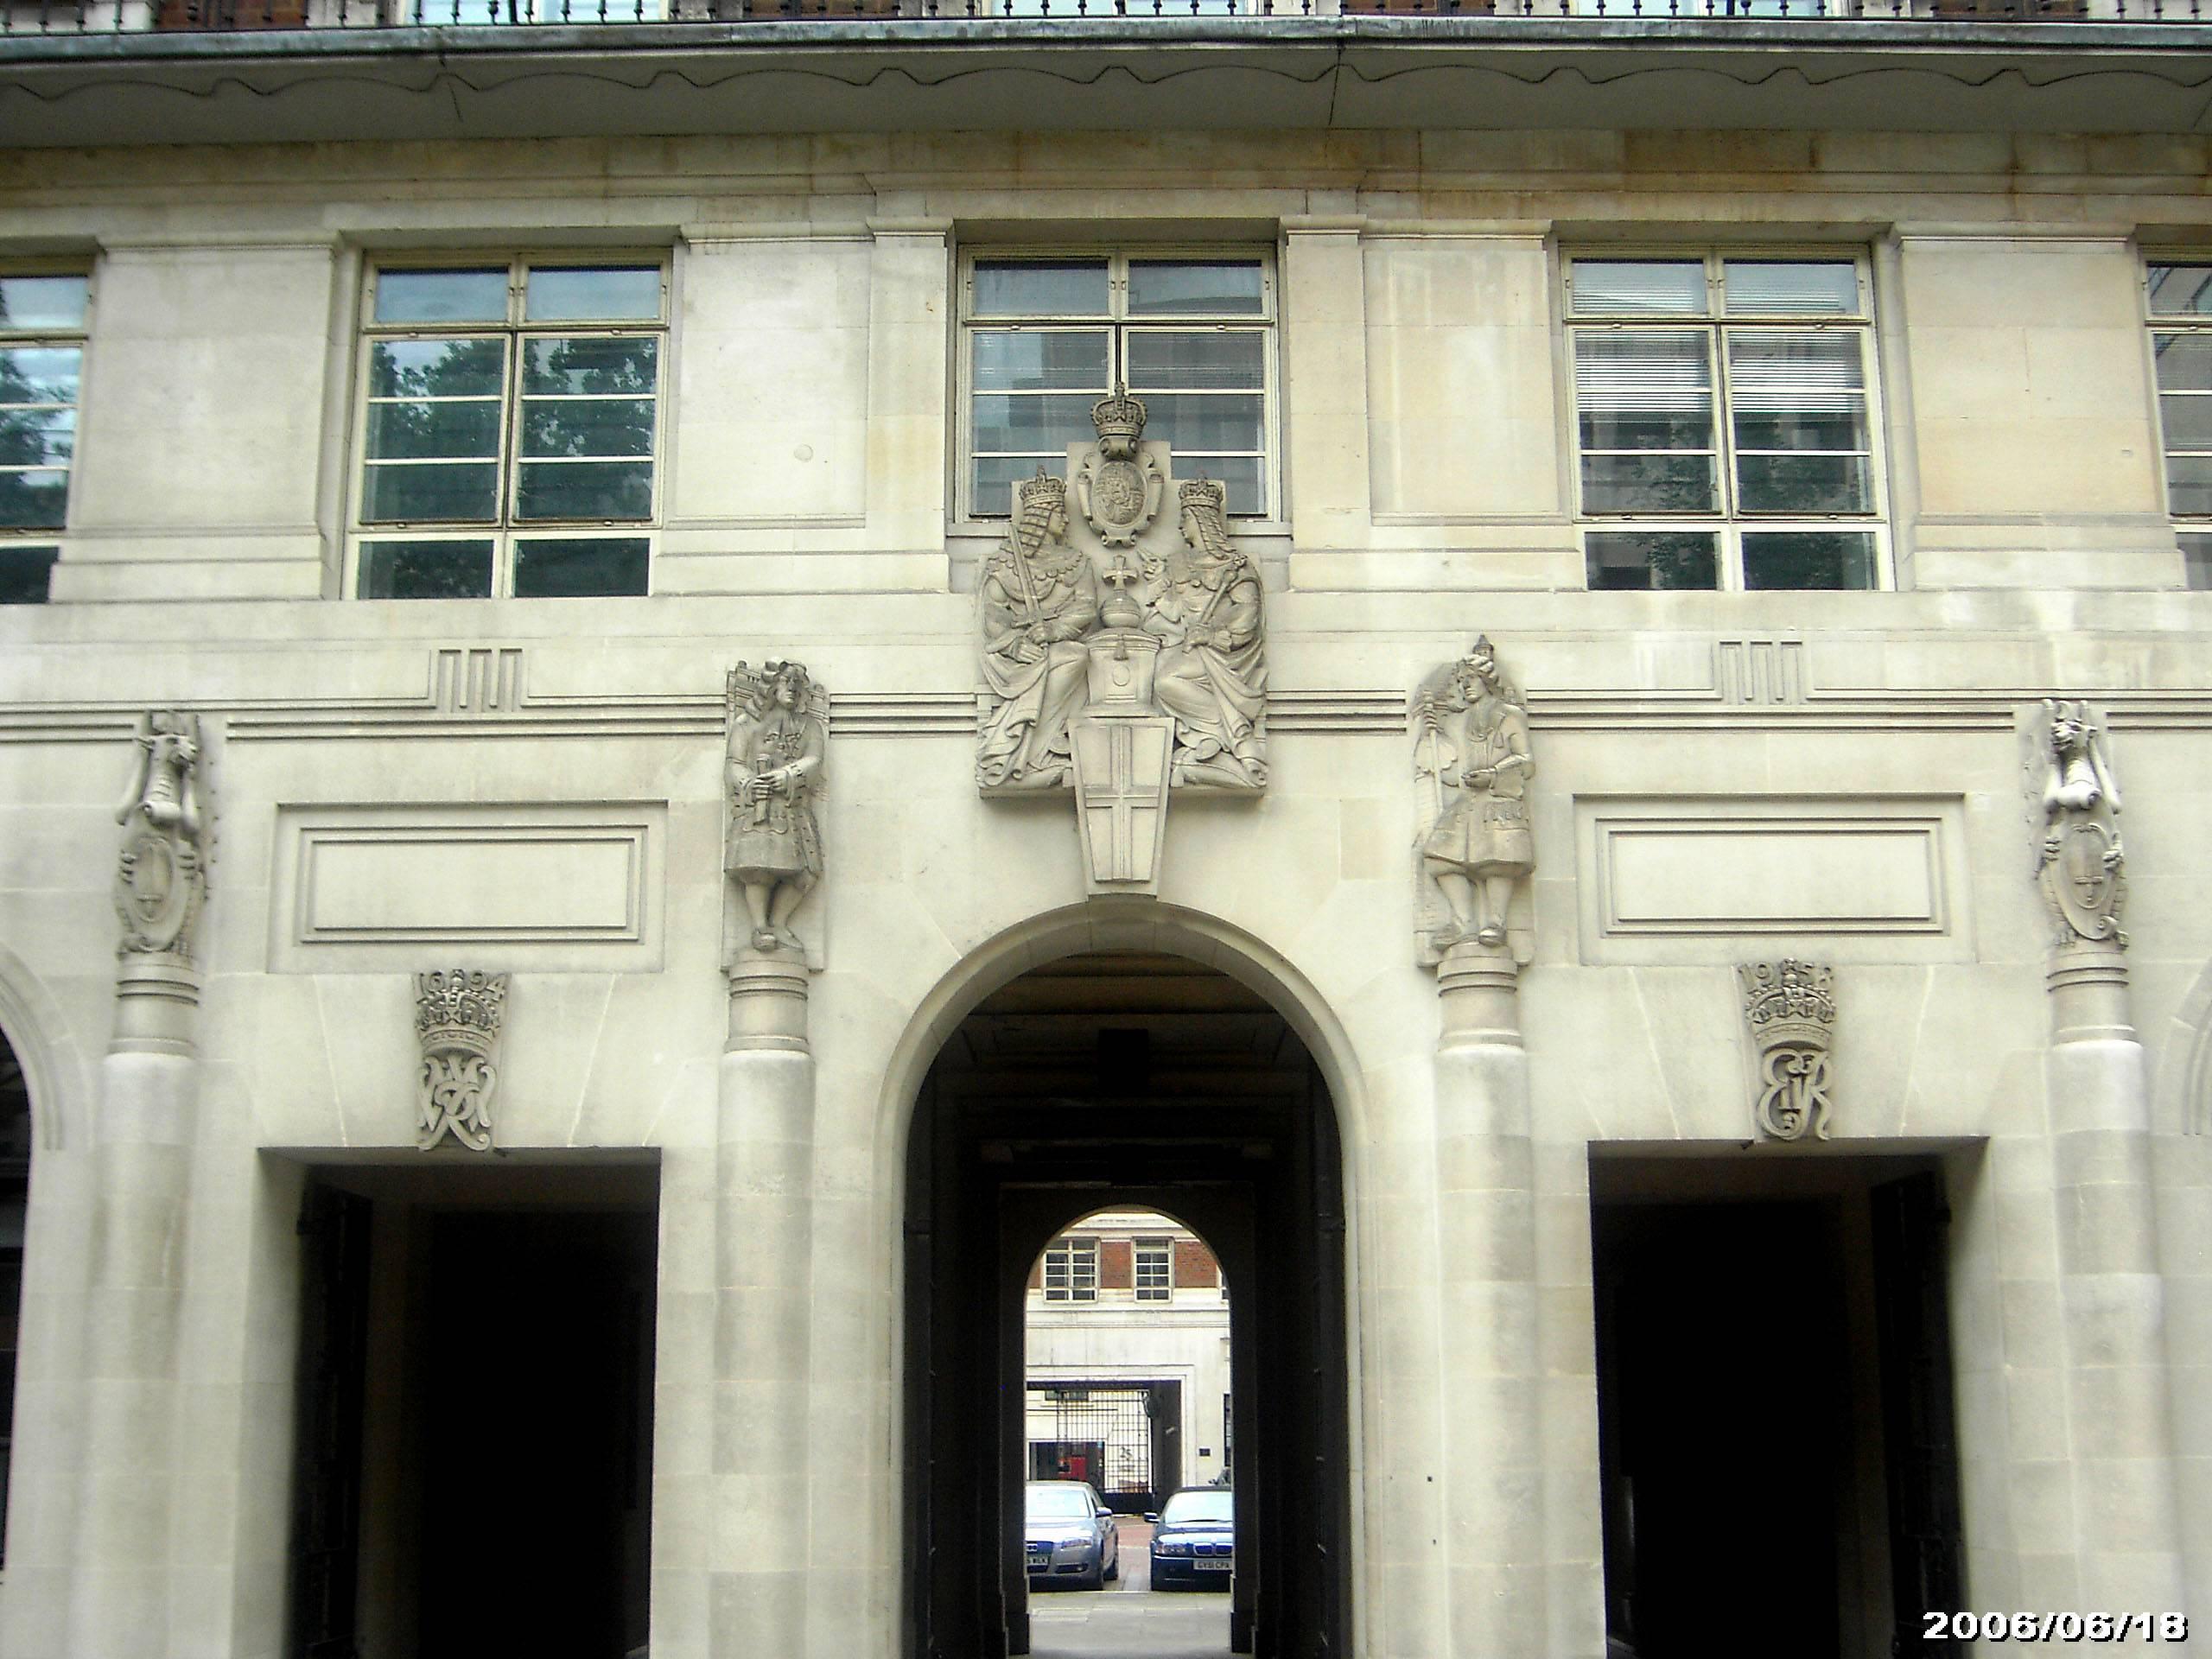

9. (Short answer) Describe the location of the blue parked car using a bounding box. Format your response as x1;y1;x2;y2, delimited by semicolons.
1147;1487;1233;1590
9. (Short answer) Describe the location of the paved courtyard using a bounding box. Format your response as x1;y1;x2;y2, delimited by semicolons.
1027;1520;1233;1659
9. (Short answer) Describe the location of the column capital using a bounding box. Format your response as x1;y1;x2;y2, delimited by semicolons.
111;955;200;1056
2047;941;2134;1046
1437;943;1522;1051
727;956;810;1054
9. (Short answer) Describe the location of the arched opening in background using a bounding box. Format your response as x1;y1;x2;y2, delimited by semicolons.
904;950;1349;1659
1020;1205;1236;1653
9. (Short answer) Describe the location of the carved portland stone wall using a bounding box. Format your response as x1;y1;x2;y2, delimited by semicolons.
1414;637;1535;965
725;659;827;963
1737;958;1837;1141
2028;696;2126;950
977;388;1266;893
415;969;506;1151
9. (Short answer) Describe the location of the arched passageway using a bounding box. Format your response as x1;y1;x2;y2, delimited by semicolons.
904;950;1350;1659
0;1029;29;1560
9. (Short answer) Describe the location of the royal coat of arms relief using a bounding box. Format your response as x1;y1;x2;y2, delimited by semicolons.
976;385;1268;893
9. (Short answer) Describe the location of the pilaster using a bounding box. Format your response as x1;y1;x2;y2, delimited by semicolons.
711;956;816;1654
2044;944;2187;1611
1433;943;1547;1654
67;964;202;1657
1281;216;1373;556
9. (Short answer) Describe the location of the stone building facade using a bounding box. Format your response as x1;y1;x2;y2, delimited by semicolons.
0;9;2209;1659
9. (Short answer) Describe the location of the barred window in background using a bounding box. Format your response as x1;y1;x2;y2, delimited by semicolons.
962;251;1274;519
353;258;664;600
2146;263;2212;591
1134;1239;1173;1302
1043;1236;1099;1303
1567;253;1886;592
0;272;88;606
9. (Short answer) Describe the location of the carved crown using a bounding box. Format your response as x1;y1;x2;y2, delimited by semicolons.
415;969;508;1059
1737;959;1836;1051
1178;475;1226;515
1090;385;1147;442
1018;470;1067;515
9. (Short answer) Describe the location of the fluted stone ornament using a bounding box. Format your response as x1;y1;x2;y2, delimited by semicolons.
2027;698;2126;950
416;969;506;1151
114;710;211;962
1738;958;1836;1142
725;659;828;963
1414;638;1534;965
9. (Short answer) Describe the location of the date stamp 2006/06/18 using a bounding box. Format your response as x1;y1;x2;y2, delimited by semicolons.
1923;1612;2189;1643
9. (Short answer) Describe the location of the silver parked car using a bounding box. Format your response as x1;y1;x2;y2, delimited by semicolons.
1024;1479;1120;1591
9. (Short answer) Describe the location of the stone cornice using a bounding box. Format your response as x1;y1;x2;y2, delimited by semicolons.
6;17;2212;149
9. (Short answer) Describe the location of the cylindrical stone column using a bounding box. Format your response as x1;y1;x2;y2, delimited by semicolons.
2044;942;2187;1616
1433;942;1546;1655
64;957;203;1658
711;956;815;1656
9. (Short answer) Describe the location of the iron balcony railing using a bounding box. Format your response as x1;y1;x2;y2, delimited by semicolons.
2;0;2203;30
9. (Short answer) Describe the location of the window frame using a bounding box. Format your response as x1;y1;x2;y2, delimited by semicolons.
348;252;670;601
0;264;92;606
2142;258;2212;591
1563;248;1892;594
1133;1237;1173;1304
956;246;1280;526
1042;1235;1100;1304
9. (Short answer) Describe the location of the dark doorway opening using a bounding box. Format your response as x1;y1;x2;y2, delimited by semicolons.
0;1033;31;1567
285;1160;658;1659
1591;1156;1966;1659
904;951;1351;1659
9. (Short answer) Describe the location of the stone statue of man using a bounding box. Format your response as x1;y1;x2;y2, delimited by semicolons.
1415;638;1534;951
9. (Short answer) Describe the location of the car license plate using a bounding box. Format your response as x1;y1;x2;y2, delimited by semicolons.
1027;1548;1049;1567
1195;1559;1231;1572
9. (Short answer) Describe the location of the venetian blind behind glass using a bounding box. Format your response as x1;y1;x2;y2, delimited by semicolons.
1723;261;1859;316
1570;260;1707;315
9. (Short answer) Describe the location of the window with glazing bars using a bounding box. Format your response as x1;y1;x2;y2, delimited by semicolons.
2145;263;2212;591
1043;1236;1099;1303
963;253;1274;519
353;259;664;600
0;272;86;606
1134;1240;1173;1302
1567;254;1886;592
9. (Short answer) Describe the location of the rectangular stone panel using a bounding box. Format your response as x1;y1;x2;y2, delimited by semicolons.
1574;797;1971;964
271;803;665;971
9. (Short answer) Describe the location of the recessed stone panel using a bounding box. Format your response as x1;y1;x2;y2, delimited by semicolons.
1575;797;1972;964
271;804;665;971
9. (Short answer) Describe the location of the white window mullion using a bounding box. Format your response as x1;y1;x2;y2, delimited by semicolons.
1713;321;1745;589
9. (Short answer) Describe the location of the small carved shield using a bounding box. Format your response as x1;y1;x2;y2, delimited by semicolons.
2050;819;2120;938
1092;459;1148;530
125;834;176;919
